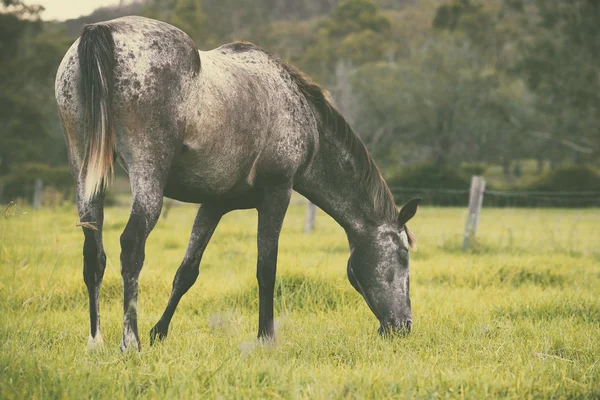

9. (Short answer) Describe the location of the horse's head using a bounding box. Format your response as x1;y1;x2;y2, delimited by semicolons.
347;198;421;336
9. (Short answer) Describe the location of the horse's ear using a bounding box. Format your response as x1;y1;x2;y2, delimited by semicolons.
397;197;422;227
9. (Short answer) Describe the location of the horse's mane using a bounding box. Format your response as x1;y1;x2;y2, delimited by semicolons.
277;60;398;222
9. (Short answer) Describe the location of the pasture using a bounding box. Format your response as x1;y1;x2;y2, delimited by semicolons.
1;201;599;398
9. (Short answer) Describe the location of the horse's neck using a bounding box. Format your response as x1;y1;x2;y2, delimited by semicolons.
295;129;393;237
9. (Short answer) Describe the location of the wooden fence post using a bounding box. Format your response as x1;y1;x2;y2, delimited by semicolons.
33;179;43;210
462;175;486;251
304;201;317;233
162;199;173;219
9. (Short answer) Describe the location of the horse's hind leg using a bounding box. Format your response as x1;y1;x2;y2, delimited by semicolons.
80;192;107;349
119;167;167;352
150;203;224;344
61;115;108;349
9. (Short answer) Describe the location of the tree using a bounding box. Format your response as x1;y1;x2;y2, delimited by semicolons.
433;0;600;166
299;0;393;84
0;0;70;175
352;35;537;170
512;0;600;164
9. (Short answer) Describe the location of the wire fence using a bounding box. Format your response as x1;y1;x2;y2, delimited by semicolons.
390;187;600;208
1;181;600;209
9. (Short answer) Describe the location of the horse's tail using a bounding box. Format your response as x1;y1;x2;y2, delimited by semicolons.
78;23;116;202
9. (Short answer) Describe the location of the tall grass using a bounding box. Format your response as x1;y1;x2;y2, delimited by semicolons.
1;203;598;398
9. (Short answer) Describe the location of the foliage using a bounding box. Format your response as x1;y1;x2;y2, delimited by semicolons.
298;0;393;84
3;0;599;200
387;163;470;190
386;163;600;207
0;1;70;176
0;163;73;200
322;0;390;38
433;0;600;166
355;38;539;168
527;165;600;192
386;163;471;206
460;162;488;176
0;204;599;398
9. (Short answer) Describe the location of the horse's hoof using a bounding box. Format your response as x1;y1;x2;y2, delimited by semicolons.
87;332;104;351
257;331;276;343
120;331;141;352
119;341;141;353
149;324;167;346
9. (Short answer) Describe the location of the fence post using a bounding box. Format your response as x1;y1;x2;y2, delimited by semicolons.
304;201;317;233
162;199;173;219
33;179;43;210
0;182;4;204
462;175;486;251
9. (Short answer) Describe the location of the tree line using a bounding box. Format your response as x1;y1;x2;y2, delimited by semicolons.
1;0;598;201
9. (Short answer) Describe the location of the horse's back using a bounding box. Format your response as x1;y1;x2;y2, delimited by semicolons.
56;16;318;204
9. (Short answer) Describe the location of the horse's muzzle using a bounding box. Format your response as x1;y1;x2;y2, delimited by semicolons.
378;319;412;336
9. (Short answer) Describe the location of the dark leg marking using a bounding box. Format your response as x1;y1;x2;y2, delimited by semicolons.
256;185;292;340
81;193;106;348
150;203;224;345
119;180;164;352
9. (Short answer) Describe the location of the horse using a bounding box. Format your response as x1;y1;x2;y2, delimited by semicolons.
55;16;421;352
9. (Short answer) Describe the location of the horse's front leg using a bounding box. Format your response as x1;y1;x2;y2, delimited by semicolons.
119;173;164;352
79;193;106;349
256;185;292;340
150;203;224;344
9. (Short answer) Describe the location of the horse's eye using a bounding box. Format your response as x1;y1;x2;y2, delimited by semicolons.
399;248;409;263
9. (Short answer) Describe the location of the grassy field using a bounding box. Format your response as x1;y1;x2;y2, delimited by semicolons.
1;201;599;399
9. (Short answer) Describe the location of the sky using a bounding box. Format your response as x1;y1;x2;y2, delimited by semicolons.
24;0;120;21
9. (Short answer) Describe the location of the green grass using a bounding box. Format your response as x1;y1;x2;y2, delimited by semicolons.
1;203;599;399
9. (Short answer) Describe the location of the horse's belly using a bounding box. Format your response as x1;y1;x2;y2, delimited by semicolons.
163;145;259;203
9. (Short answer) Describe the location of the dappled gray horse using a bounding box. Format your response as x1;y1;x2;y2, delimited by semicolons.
55;16;420;352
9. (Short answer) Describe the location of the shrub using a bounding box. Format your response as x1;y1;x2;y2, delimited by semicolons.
387;163;470;189
483;165;600;208
385;163;600;207
527;164;600;192
385;163;471;206
0;163;73;203
460;162;488;176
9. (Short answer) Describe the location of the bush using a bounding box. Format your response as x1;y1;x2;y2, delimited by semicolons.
387;163;470;189
0;163;73;203
0;163;123;207
527;165;600;192
385;163;600;207
460;162;488;176
385;163;472;206
485;165;600;208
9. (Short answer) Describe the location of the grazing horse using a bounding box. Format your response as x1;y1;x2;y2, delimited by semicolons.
55;16;421;352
